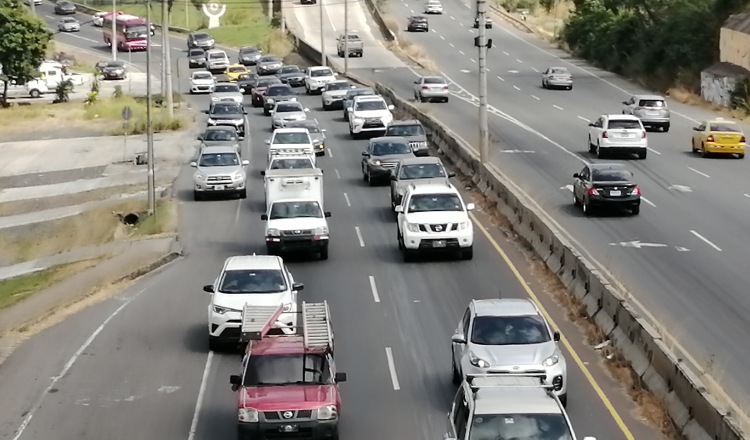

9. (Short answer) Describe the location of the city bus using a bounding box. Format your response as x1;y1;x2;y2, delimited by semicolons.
102;14;152;51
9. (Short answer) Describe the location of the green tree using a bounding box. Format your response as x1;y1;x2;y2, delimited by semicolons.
0;0;52;104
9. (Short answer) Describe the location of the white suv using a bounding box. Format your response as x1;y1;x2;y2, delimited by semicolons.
395;182;474;261
348;95;394;139
304;66;337;95
587;114;648;159
203;255;304;350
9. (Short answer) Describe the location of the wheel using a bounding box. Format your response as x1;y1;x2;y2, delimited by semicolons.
319;246;329;260
573;192;581;206
193;191;203;201
443;97;449;103
596;144;604;158
701;143;709;158
343;112;349;121
582;199;592;216
739;153;745;159
461;246;473;260
588;136;596;153
567;85;573;90
323;102;329;111
306;85;311;95
542;80;546;89
638;149;647;160
691;139;697;153
402;249;414;262
662;124;670;132
208;336;221;352
367;171;376;186
631;205;640;215
451;351;461;384
558;394;568;408
363;165;369;182
239;188;247;199
29;89;40;98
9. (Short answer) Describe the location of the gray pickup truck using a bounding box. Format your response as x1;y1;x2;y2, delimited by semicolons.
336;33;364;57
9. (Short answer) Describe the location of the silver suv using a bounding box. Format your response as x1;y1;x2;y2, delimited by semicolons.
451;299;568;406
191;146;249;201
446;375;596;440
389;156;454;211
621;94;670;132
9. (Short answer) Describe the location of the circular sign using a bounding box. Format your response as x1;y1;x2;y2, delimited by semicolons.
122;106;132;120
206;2;222;13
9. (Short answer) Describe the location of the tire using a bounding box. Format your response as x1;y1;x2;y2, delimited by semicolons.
567;85;573;90
631;205;640;215
403;249;414;262
596;144;604;158
558;394;568;408
461;246;473;260
638;149;647;159
582;199;592;216
397;229;404;250
29;89;41;98
573;192;581;206
208;336;221;352
363;165;369;182
451;351;461;384
305;85;311;95
542;80;546;89
662;124;670;132
193;191;203;201
691;139;697;153
739;153;745;159
239;188;247;199
443;97;449;103
701;143;709;158
323;102;329;111
367;171;376;186
319;246;329;260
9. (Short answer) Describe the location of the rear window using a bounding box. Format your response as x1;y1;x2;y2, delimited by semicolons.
424;77;445;84
208;52;226;59
413;16;427;21
592;169;631;182
711;123;741;132
638;99;665;108
189;49;204;56
607;119;641;130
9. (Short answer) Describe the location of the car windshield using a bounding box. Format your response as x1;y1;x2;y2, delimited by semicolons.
261;56;281;63
193;72;212;80
218;269;287;294
550;68;569;74
273;133;310;144
208;52;225;59
711;123;741;132
407;193;462;212
280;66;300;74
240;47;258;54
204;130;236;141
199;152;240;167
592;169;631;182
412;16;427;22
106;62;125;69
424;77;445;84
189;49;204;56
372;141;411;155
470;315;551;345
270;201;323;219
638;99;665;107
242;354;332;386
228;66;245;73
607;119;641;130
388;125;425;136
276;103;303;113
214;85;239;93
270;158;314;169
311;68;333;77
469;413;572;440
357;100;387;111
62;18;76;23
194;33;210;40
267;86;293;96
400;164;445;179
347;89;375;99
211;104;241;115
327;82;350;91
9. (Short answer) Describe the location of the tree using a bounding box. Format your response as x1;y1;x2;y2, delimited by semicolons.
0;0;52;104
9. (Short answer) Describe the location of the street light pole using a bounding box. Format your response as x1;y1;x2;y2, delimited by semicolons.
343;0;348;74
319;0;326;66
162;0;174;117
146;0;156;215
477;0;489;165
111;0;117;61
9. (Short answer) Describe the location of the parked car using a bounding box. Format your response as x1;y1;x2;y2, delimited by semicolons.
57;17;80;32
54;1;76;14
100;61;127;80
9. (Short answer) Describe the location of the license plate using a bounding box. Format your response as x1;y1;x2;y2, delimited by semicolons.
610;190;621;196
213;185;225;190
433;240;446;248
278;425;298;433
647;111;659;115
622;132;632;137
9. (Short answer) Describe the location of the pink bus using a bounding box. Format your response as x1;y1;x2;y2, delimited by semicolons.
102;14;149;51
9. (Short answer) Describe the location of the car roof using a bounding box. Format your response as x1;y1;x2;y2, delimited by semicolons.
422;75;446;81
192;70;213;76
389;119;423;126
192;32;210;37
223;255;284;271
399;156;443;166
371;136;408;143
354;95;385;101
407;182;458;195
633;94;665;100
200;145;240;154
474;384;561;415
471;298;539;317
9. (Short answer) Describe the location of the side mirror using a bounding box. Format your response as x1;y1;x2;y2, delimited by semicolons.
466;203;475;211
334;372;347;382
622;101;628;105
321;128;327;133
362;151;370;157
196;135;203;140
242;160;249;165
292;282;304;291
414;80;419;84
582;437;597;440
451;333;466;344
201;109;208;113
190;161;197;167
553;331;561;342
395;205;404;213
388;104;395;110
448;172;456;177
260;170;266;176
230;375;242;386
573;173;580;179
261;214;269;220
203;284;214;293
692;126;700;131
304;108;310;112
587;123;594;127
324;211;332;217
265;139;271;145
390;174;397;181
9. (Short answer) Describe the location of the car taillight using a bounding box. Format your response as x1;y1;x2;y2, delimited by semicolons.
642;131;647;139
422;86;429;90
601;131;608;139
706;135;714;142
741;136;746;143
443;86;449;90
630;186;641;195
588;188;599;196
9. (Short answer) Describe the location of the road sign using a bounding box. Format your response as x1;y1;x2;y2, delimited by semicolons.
122;106;132;121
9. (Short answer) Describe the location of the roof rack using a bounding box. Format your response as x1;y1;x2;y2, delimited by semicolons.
467;372;552;390
240;304;284;342
302;301;334;352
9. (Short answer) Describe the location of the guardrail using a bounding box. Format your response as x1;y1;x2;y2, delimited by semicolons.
284;23;748;440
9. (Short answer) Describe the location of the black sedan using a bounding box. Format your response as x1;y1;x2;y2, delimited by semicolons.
100;61;127;80
204;101;247;138
54;0;76;14
407;15;428;32
572;163;640;216
238;46;263;65
276;65;307;87
262;84;296;115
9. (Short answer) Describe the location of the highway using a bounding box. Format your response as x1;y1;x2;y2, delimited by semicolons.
287;0;750;408
0;5;663;440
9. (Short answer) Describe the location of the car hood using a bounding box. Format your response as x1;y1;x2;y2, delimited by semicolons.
260;61;283;67
212;92;241;98
273;111;306;120
308;76;336;82
240;52;261;59
398;135;428;142
104;66;124;72
280;72;305;78
395;177;450;194
323;89;350;98
370;153;413;162
195;165;243;176
403;211;468;224
469;342;557;367
208;113;243;120
266;217;326;230
266;94;296;102
191;78;214;85
202;140;239;148
240;385;337;411
353;110;391;118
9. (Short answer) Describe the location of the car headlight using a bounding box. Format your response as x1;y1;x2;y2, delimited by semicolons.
194;172;207;181
233;118;244;125
543;353;560;367
371;159;382;166
211;96;219;101
313;139;323;146
353;117;364;124
406;223;420;233
238;408;258;422
282;303;294;312
469;352;490;368
266;98;275;104
314;226;329;235
317;405;338;420
267;228;280;236
457;221;469;230
232;171;244;180
207;118;216;124
213;305;238;314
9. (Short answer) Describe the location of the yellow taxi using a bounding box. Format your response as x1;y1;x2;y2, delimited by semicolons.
691;118;746;158
224;64;249;82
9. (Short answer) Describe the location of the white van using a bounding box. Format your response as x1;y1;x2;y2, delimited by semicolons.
205;49;230;73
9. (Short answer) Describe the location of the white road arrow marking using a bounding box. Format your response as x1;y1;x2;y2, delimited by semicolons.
500;149;535;153
675;246;691;252
668;185;693;192
560;185;573;192
460;69;471;73
608;241;668;249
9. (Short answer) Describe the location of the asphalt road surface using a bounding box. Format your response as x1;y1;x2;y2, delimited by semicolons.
284;0;750;408
1;6;664;440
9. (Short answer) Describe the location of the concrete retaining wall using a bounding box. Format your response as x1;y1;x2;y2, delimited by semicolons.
362;0;397;42
285;25;748;440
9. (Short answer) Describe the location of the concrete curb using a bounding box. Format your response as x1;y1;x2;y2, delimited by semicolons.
284;25;749;440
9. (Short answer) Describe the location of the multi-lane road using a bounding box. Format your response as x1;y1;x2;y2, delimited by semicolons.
0;4;665;440
288;0;750;409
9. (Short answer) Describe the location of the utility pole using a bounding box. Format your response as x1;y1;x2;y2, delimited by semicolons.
146;0;156;215
319;0;326;66
111;0;117;60
477;0;489;164
267;0;272;20
343;0;348;74
160;1;166;97
30;0;36;16
162;0;174;117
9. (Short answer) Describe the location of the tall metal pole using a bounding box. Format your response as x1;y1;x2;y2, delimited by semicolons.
30;0;36;16
343;0;348;74
162;0;174;117
146;0;156;215
111;0;117;60
319;0;326;66
160;1;166;97
477;0;489;164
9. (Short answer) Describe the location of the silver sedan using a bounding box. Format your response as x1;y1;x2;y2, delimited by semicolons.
413;75;449;103
58;17;80;32
541;66;573;90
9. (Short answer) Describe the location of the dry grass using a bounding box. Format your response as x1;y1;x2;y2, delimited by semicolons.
490;0;574;41
0;184;146;218
668;87;750;122
379;13;439;72
130;199;178;237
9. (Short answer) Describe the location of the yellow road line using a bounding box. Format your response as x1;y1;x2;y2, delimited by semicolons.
469;211;636;440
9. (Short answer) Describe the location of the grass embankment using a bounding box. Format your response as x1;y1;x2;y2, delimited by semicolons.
92;0;292;54
0;95;186;135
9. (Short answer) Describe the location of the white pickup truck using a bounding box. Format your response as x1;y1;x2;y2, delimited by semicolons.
261;168;331;260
